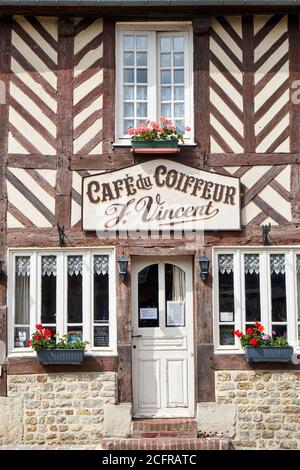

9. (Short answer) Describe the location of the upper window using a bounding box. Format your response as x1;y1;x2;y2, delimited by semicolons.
214;249;300;352
8;250;116;355
116;23;193;143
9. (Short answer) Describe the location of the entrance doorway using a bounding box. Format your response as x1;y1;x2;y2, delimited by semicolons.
131;257;195;418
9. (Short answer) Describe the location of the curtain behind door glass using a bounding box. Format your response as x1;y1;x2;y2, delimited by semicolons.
138;264;159;327
67;256;83;324
15;256;30;347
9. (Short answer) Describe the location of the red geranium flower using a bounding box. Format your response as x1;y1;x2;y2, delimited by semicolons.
33;334;40;341
258;325;264;332
36;324;43;330
43;328;52;339
27;340;31;347
234;330;243;338
250;338;259;347
246;327;254;335
254;322;261;328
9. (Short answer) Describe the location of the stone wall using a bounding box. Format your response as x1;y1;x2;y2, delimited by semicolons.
0;372;117;445
215;371;300;450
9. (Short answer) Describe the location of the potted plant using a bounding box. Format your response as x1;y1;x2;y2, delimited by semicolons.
128;117;191;153
234;322;293;363
28;324;88;365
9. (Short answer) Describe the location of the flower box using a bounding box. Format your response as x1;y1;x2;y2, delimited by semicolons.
131;139;178;149
245;346;293;363
37;349;85;365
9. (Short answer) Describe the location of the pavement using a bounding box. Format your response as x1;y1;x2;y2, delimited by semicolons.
0;445;103;450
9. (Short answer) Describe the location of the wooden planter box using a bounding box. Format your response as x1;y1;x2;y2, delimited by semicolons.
131;139;179;155
245;346;293;363
37;349;85;365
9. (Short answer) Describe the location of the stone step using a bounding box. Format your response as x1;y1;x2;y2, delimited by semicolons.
132;418;198;438
102;438;231;451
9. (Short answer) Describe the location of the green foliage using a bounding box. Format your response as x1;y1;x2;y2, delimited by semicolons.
29;325;88;351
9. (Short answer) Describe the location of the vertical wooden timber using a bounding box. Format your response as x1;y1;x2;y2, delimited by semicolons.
55;17;74;227
193;17;211;169
242;16;255;153
102;20;115;154
116;246;132;403
194;247;215;402
289;14;300;223
0;17;11;396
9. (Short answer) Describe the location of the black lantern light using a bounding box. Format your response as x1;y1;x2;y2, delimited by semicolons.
199;253;210;281
117;254;129;282
0;258;4;279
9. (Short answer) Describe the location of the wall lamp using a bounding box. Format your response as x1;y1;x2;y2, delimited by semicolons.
0;258;4;280
199;253;210;281
117;254;129;282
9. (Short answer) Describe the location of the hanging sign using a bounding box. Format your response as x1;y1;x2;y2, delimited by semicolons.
82;159;240;232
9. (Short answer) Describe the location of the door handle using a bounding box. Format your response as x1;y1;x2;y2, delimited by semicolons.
131;334;142;338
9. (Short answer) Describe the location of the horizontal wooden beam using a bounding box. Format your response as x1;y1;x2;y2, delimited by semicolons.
208;153;300;166
7;355;118;375
7;155;57;169
214;354;300;371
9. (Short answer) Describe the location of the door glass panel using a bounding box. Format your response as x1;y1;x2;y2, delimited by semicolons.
41;255;57;326
67;256;83;339
138;264;159;327
165;264;185;327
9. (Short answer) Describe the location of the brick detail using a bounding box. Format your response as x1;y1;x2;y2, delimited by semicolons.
102;437;231;450
132;418;198;438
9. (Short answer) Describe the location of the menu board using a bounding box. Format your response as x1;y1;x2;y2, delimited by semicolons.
94;326;109;347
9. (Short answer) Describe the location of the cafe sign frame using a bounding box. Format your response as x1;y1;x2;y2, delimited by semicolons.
82;159;241;232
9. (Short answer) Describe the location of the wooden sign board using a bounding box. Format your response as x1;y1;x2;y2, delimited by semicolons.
82;159;240;232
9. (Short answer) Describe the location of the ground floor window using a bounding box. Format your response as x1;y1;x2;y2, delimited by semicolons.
8;249;116;355
214;248;300;352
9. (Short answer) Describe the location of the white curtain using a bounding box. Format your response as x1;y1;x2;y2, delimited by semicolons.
15;274;30;325
172;266;185;301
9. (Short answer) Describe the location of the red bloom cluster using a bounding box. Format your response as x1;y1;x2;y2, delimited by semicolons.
234;322;266;348
127;116;191;142
27;324;53;347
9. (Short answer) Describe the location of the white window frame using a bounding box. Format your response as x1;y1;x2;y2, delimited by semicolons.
115;22;194;145
8;248;117;357
213;246;300;354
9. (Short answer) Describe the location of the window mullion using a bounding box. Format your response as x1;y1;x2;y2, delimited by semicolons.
233;250;242;350
82;252;91;347
30;252;37;340
149;31;157;121
286;251;296;347
260;251;271;334
56;252;64;339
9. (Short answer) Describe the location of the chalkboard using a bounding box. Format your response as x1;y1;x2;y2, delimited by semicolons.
94;326;109;347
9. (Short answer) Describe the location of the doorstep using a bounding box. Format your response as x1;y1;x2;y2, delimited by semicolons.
101;418;232;450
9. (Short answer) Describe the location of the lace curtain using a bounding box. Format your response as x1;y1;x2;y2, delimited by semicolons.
42;256;57;277
218;254;234;274
68;256;83;276
94;255;109;276
244;254;260;275
270;254;285;275
16;257;30;277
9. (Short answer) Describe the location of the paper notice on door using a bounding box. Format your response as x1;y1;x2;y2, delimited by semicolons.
220;312;234;322
140;308;158;320
166;301;185;326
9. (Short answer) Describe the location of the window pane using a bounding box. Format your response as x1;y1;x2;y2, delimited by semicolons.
165;264;185;327
15;256;30;348
136;52;147;66
41;255;56;324
173;36;184;50
94;255;109;323
160;36;171;51
124;120;134;134
124;102;134;117
67;326;83;341
136;86;147;100
67;256;82;324
270;254;287;322
161;53;171;67
173;52;184;66
174;86;184;101
124;68;134;83
136;35;147;49
244;254;261;322
123;51;134;66
138;264;159;328
137;102;147;117
94;325;109;347
161;70;171;84
220;325;235;346
161;103;171;117
136;69;147;83
161;87;171;101
174;103;184;117
272;325;287;339
124;35;134;49
124;85;134;100
174;120;185;132
174;69;184;84
218;254;234;322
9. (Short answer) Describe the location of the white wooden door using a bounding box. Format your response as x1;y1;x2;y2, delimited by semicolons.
132;257;195;418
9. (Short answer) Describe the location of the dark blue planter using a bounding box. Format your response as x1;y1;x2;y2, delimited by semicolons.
245;346;293;363
37;349;85;365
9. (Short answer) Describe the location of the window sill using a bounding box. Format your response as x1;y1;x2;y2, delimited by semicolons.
112;142;198;148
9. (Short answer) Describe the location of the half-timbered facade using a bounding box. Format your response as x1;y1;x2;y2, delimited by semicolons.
1;1;300;450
